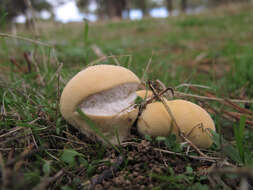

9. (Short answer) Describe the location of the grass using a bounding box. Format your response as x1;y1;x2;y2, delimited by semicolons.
1;3;253;190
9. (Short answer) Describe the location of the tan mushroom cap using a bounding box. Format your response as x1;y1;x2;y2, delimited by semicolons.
60;64;140;145
137;99;216;148
136;90;153;99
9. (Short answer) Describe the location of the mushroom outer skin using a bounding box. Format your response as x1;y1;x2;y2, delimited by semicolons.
60;64;140;145
137;99;216;148
136;90;153;99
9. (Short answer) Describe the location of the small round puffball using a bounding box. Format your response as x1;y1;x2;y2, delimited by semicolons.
137;99;216;148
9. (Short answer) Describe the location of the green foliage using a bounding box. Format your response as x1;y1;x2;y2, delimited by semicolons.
0;10;7;28
135;96;144;104
234;116;246;164
61;149;84;166
211;130;242;164
42;160;51;176
226;46;253;96
83;19;89;45
150;165;206;190
156;134;183;152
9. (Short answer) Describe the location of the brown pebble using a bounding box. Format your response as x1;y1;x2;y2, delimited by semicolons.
153;167;162;174
94;184;103;190
136;175;145;182
133;171;138;177
113;175;125;185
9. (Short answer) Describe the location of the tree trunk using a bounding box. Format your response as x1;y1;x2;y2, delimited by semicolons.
181;0;187;12
166;0;173;16
105;0;126;18
139;0;148;17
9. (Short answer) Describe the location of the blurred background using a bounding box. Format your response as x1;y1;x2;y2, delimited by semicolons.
1;0;252;24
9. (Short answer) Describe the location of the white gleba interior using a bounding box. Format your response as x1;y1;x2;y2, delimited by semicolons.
80;83;138;116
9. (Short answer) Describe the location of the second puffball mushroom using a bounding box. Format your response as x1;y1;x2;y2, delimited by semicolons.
60;64;140;145
137;99;216;148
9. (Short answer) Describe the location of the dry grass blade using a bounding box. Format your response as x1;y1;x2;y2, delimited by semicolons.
9;58;26;72
7;144;35;167
110;53;121;65
224;98;253;115
0;126;23;139
33;169;64;190
209;167;253;179
141;52;153;83
49;135;87;145
223;110;253;127
24;0;39;37
91;44;106;58
87;54;132;67
175;83;212;90
175;91;253;104
121;142;220;163
190;86;253;114
0;32;52;47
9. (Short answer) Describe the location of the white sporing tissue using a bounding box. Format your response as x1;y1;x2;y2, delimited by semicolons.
80;83;138;116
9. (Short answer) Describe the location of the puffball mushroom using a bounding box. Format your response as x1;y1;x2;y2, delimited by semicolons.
60;64;140;145
136;90;153;99
137;99;216;148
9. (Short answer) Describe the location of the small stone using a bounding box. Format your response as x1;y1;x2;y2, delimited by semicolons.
94;184;103;190
133;171;139;177
113;176;125;185
153;167;162;174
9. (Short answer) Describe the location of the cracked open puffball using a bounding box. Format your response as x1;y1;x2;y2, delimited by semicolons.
60;64;140;145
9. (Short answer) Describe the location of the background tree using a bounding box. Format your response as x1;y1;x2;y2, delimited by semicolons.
181;0;187;12
0;0;51;21
131;0;149;16
78;0;127;19
165;0;173;16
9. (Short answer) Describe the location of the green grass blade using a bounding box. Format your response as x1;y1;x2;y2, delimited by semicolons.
234;115;246;164
83;19;89;45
